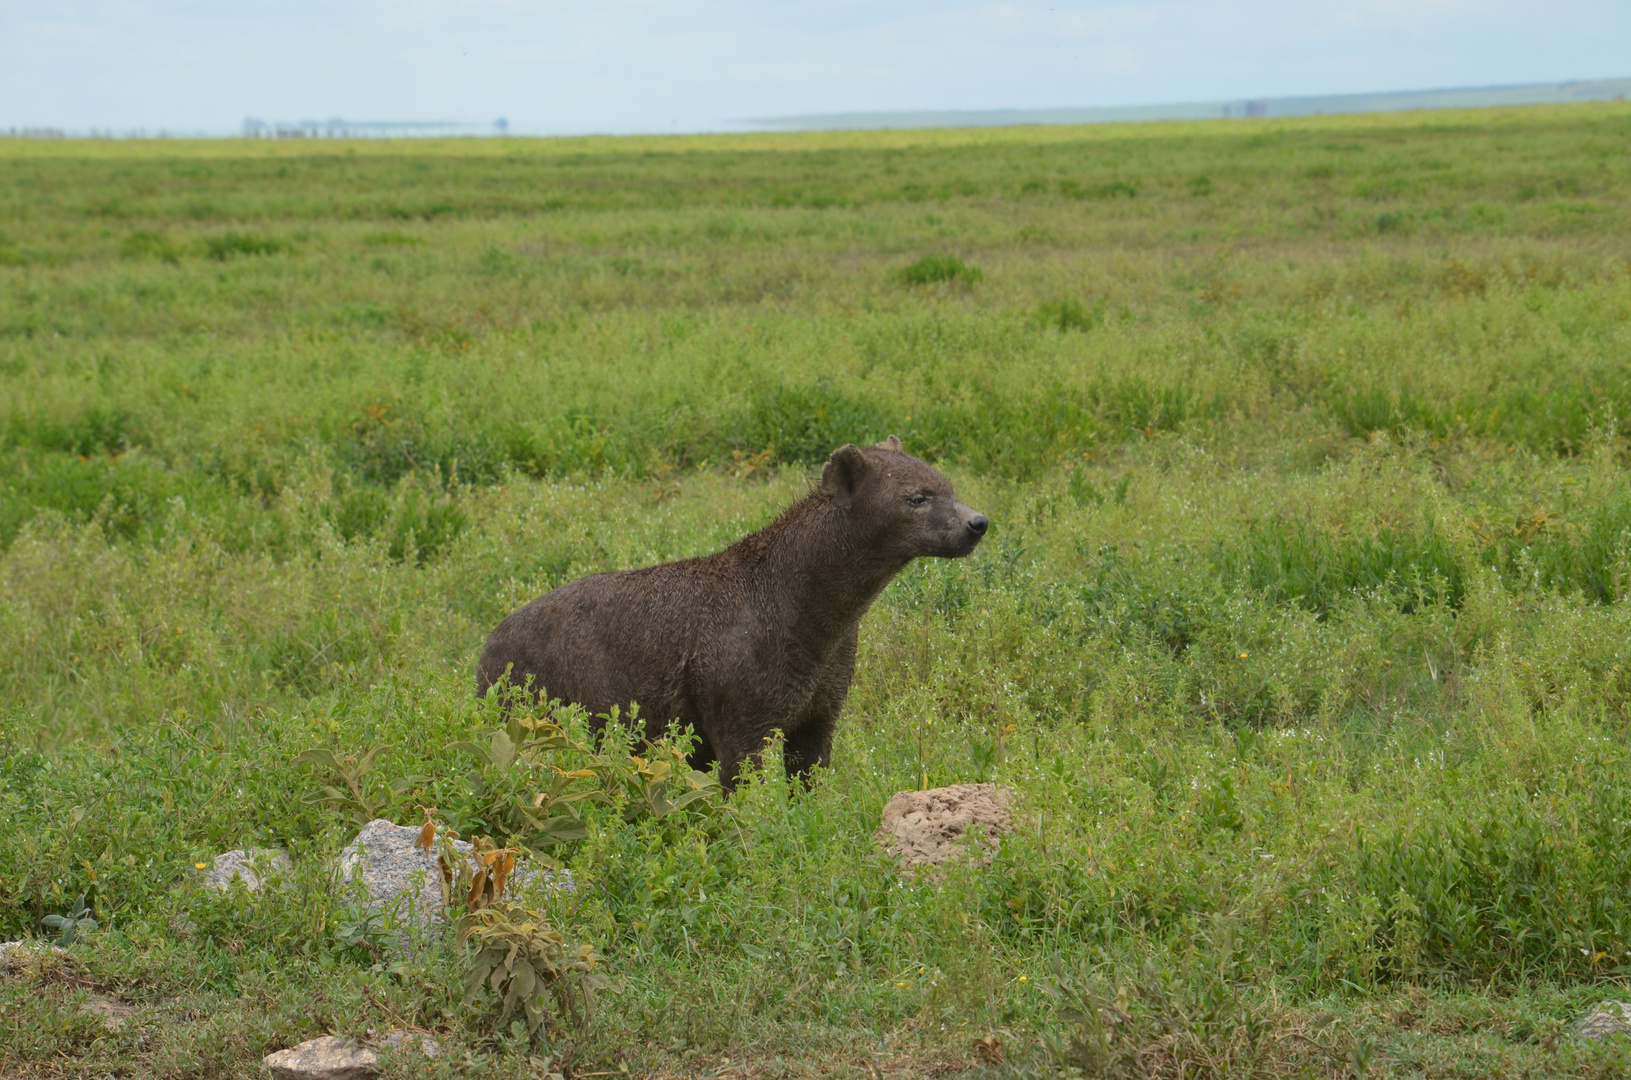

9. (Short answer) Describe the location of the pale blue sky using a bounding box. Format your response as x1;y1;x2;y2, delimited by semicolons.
3;1;1626;135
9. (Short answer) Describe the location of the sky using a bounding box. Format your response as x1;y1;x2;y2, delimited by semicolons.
3;1;1628;135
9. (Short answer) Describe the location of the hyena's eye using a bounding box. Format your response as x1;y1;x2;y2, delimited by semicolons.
906;492;930;507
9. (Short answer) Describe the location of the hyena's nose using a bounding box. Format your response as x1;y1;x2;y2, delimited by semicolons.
966;514;989;538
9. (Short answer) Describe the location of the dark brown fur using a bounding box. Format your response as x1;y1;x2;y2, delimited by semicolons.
477;438;989;789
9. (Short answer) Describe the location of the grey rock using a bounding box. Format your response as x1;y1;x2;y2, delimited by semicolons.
337;819;459;924
1575;1001;1631;1040
337;819;572;925
262;1036;378;1080
205;848;292;892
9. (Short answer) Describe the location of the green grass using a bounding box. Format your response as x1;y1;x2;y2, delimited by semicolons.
4;103;1631;1078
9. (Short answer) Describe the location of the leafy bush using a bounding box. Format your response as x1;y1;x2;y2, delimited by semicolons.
204;231;288;260
439;708;722;857
734;380;890;464
1215;518;1465;618
118;230;181;263
293;745;421;829
41;893;97;945
1494;495;1631;603
1059;178;1140;199
896;253;982;287
1038;297;1105;333
327;475;467;564
1344;781;1631;982
363;230;425;247
459;901;606;1047
447;716;599;855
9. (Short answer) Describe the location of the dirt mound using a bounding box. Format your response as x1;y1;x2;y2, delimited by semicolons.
875;783;1015;876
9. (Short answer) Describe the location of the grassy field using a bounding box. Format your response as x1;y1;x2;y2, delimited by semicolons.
3;102;1631;1078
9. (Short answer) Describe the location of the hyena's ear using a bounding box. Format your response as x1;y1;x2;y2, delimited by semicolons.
876;434;902;452
821;444;869;508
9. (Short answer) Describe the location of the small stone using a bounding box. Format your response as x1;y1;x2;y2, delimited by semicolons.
1575;1001;1631;1040
1;939;67;966
379;1029;440;1058
337;819;573;925
205;848;293;893
876;783;1015;877
262;1036;379;1080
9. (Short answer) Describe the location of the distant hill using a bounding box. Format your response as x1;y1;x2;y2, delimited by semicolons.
753;77;1631;132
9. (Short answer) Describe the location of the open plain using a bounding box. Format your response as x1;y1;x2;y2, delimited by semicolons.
3;104;1631;1077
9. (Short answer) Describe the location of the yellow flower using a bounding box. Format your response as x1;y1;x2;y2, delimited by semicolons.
1019;975;1029;983
195;862;207;869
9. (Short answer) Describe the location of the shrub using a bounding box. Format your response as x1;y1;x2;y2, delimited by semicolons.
1374;211;1412;235
363;230;425;247
204;231;288;260
1059;179;1140;199
734;380;890;464
27;405;146;457
1037;297;1105;333
119;230;181;264
1345;781;1631;982
896;253;982;287
1494;494;1631;604
1215;518;1465;619
459;901;606;1048
327;477;468;564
